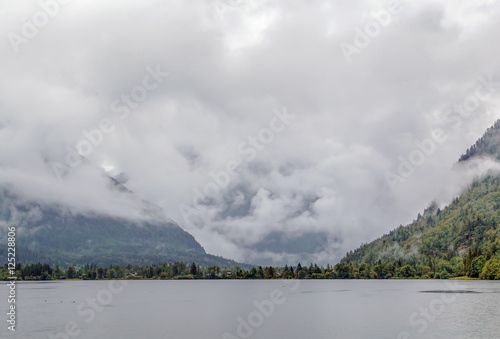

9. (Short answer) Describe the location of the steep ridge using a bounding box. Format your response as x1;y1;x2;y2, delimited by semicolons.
340;121;500;279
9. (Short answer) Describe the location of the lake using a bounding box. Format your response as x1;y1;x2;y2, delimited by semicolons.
1;280;499;338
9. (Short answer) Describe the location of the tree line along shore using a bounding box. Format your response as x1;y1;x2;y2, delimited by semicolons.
3;258;499;281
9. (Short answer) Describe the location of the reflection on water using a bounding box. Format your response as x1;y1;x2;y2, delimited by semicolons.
0;280;499;339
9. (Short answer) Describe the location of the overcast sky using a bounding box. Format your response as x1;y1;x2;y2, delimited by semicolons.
2;0;500;265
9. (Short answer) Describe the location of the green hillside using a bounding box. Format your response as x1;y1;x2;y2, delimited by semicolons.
0;188;244;269
340;121;500;280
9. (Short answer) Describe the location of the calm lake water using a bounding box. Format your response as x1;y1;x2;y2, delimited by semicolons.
1;280;499;338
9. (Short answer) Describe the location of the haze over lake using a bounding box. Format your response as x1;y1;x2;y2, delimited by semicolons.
2;280;499;339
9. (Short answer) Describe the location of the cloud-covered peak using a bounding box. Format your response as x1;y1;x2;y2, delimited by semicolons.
1;0;500;265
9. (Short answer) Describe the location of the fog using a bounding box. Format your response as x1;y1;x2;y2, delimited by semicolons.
1;0;500;265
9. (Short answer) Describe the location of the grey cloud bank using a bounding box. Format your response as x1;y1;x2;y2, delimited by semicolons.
1;0;500;266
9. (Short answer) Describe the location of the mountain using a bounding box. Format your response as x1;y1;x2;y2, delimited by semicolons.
340;120;500;279
0;163;246;268
459;119;500;162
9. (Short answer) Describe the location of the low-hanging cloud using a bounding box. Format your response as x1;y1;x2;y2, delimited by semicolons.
1;0;500;266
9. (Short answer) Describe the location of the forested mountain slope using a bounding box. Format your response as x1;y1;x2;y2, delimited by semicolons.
0;177;243;269
460;119;500;162
340;121;500;279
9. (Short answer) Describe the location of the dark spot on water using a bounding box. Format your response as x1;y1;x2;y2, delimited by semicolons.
419;290;481;294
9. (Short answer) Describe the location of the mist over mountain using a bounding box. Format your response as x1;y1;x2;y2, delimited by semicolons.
1;0;500;266
459;120;500;163
342;120;500;278
0;158;243;268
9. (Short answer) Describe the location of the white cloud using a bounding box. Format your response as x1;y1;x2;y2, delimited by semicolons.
1;0;500;265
